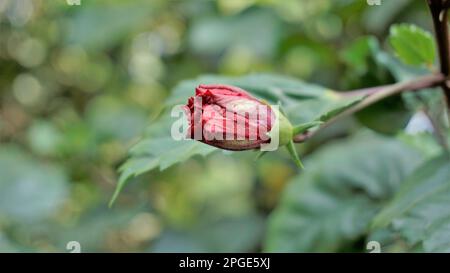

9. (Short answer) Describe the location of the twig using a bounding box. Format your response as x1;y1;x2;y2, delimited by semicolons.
427;0;450;105
339;84;394;97
293;73;446;143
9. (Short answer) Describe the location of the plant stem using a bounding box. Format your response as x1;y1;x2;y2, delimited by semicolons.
293;73;446;143
427;0;450;105
339;84;394;98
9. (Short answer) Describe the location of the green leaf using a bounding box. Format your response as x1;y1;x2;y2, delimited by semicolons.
371;156;450;229
371;35;429;82
113;73;365;204
370;156;450;252
389;24;436;67
109;137;216;207
265;132;423;252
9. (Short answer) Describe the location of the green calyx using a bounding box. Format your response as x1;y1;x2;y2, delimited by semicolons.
263;109;301;168
262;108;323;169
264;108;293;149
276;109;294;147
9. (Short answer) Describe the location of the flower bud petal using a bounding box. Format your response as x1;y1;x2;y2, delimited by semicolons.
184;84;293;151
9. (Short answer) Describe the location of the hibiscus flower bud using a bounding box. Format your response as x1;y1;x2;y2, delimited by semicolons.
184;84;293;151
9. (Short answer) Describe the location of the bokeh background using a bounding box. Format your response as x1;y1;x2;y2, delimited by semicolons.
0;0;438;252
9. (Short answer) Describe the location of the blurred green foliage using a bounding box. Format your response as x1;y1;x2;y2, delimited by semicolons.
0;0;448;253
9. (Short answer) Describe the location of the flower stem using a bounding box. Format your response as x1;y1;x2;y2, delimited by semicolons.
293;73;446;143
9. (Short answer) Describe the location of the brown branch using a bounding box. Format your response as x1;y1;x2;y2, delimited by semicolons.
427;0;450;105
339;84;394;97
445;0;450;10
293;73;446;143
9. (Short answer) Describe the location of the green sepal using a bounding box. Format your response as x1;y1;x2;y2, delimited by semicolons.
286;140;304;168
254;150;268;161
265;107;294;149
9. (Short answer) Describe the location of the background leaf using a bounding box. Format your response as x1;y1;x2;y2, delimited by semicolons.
110;138;216;206
370;155;450;252
150;215;264;252
66;1;153;51
189;9;281;58
389;24;436;67
265;132;423;252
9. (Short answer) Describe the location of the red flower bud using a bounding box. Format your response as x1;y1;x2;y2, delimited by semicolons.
184;84;291;151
